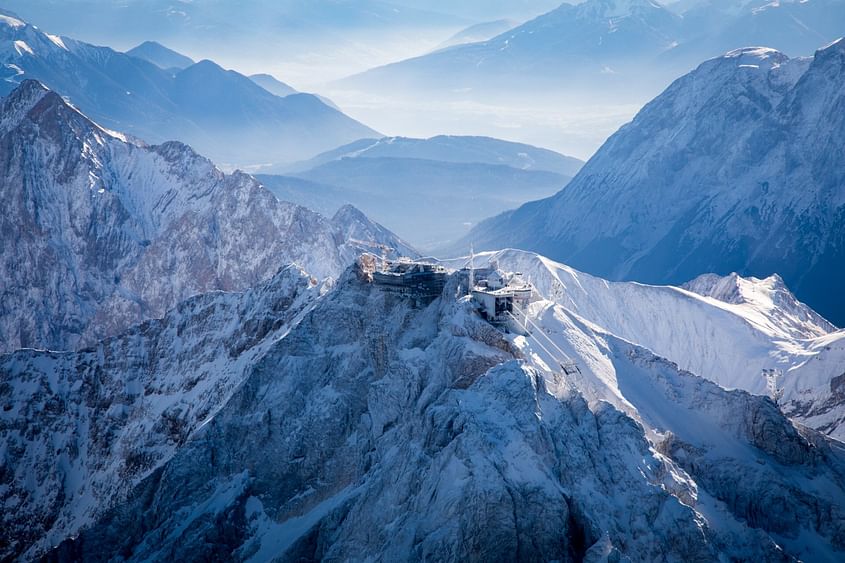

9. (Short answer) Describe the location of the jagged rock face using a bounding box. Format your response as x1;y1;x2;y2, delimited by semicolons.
460;40;845;326
618;344;845;559
0;266;322;561
682;272;837;337
0;80;409;353
2;266;834;562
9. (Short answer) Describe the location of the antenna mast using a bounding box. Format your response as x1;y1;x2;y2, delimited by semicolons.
468;243;475;295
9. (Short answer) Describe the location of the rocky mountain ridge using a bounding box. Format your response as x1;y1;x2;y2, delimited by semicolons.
0;11;378;167
457;39;845;326
2;253;844;561
0;79;411;353
453;248;845;441
28;262;845;560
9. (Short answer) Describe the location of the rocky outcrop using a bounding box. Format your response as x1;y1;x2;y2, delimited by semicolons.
11;267;839;562
0;266;322;561
0;80;410;353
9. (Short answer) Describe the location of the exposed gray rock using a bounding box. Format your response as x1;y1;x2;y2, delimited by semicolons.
0;266;322;561
21;268;841;562
0;80;410;353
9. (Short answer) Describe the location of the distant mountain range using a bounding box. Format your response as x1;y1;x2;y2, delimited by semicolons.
282;135;584;176
126;40;194;71
453;39;845;326
0;11;379;167
124;40;339;110
258;136;583;249
0;79;411;353
0;0;473;86
342;0;845;101
433;19;518;50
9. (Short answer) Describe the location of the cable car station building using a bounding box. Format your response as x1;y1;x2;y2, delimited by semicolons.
470;268;532;326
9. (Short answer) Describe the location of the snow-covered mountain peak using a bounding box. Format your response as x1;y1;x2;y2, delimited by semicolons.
696;46;799;92
0;80;412;352
0;10;25;30
683;271;778;305
479;0;682;59
331;203;419;258
332;202;374;225
722;45;789;68
4;81;219;231
579;0;668;18
0;77;48;130
682;272;836;336
0;78;138;149
0;11;67;56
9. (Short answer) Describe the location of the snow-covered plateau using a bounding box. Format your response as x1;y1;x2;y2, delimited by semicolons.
3;250;844;562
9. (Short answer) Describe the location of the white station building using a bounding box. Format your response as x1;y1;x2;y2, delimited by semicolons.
470;266;533;327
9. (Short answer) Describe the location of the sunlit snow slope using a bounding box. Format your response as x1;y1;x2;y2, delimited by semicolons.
449;249;845;439
459;40;845;326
